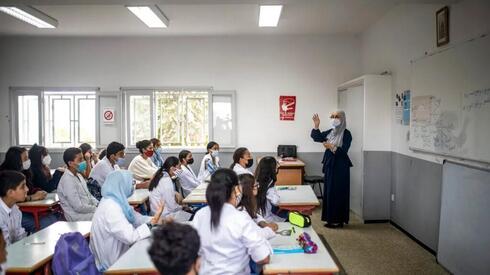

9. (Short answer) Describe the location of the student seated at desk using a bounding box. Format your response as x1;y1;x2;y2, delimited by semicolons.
256;157;286;222
178;150;200;196
0;229;6;274
198;141;220;182
128;140;157;187
0;171;28;245
57;148;99;221
192;169;271;275
90;142;125;187
150;138;165;168
90;170;164;272
238;174;278;239
0;147;56;233
79;143;99;179
149;157;186;220
28;144;63;193
149;223;201;275
231;147;254;176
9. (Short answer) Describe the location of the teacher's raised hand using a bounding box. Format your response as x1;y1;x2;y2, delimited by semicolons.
312;113;320;129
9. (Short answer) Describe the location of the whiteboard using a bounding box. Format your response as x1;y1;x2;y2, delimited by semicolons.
409;34;490;164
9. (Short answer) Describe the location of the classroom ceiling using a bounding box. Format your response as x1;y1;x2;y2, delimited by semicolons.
0;0;457;37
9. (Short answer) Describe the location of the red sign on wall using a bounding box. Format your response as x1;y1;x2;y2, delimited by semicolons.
279;96;296;121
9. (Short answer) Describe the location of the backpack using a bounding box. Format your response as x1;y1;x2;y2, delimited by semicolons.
52;232;101;275
86;178;102;201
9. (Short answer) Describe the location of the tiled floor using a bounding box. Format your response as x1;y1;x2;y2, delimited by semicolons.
311;205;449;275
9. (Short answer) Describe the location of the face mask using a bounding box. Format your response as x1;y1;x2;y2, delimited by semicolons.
77;161;87;173
211;150;219;158
22;159;31;170
116;157;125;166
174;168;183;177
245;158;254;168
235;191;243;206
144;150;154;158
331;118;341;128
42;155;52;166
187;158;194;165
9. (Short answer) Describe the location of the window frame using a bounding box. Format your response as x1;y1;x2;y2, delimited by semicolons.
122;87;236;153
10;87;100;151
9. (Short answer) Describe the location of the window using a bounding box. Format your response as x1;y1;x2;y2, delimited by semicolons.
124;88;235;148
11;88;97;148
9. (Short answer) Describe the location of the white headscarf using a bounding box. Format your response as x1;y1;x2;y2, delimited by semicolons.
326;110;346;147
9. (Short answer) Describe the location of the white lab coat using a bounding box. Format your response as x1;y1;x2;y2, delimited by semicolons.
232;163;253;176
263;187;286;222
237;207;275;240
178;164;200;197
89;157;120;187
57;169;98;221
192;203;272;275
89;198;151;271
0;199;26;245
198;154;220;182
149;174;183;218
128;155;158;181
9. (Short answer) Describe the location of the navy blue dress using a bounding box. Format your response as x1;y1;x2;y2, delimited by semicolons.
310;128;353;224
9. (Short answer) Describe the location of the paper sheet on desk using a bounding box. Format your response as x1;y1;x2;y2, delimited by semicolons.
174;211;193;223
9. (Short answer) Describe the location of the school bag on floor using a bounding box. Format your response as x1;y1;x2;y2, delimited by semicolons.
52;232;101;275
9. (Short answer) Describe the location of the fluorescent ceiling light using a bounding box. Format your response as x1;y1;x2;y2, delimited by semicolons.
259;5;283;27
127;5;169;28
0;5;58;28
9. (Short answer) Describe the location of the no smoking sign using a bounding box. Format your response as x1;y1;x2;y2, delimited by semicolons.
103;108;115;124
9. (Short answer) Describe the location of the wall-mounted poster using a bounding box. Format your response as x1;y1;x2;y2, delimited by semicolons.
402;90;411;126
279;96;296;121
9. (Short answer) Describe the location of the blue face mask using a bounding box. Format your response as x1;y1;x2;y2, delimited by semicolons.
77;161;87;173
116;158;125;166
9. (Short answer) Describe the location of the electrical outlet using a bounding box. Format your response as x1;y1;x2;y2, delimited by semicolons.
391;194;395;202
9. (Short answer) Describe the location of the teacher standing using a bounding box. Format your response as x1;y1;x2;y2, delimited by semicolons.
310;111;353;228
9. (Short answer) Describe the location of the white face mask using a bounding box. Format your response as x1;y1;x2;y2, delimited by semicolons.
42;155;52;166
331;118;341;128
211;150;219;158
22;159;31;170
236;191;243;206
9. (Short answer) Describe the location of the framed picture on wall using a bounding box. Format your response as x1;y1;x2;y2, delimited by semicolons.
436;6;449;47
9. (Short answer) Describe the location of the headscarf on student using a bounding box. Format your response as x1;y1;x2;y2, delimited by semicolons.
101;170;135;224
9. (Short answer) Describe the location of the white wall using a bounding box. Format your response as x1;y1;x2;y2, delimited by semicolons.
0;35;361;152
361;0;490;164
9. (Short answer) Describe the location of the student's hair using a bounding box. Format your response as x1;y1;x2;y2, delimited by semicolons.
79;143;92;155
28;144;48;168
255;156;278;215
206;141;218;154
238;173;257;219
229;147;248;169
206;168;239;230
150;138;160;147
149;156;180;191
136;140;152;154
0;146;27;172
148;223;200;275
0;170;26;197
63;147;82;166
178;150;191;162
98;149;107;160
106;142;125;159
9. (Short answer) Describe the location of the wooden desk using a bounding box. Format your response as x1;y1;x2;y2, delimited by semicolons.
17;193;60;231
105;222;338;275
277;158;305;185
264;222;339;275
6;221;91;275
128;189;150;205
277;185;320;215
182;182;207;204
